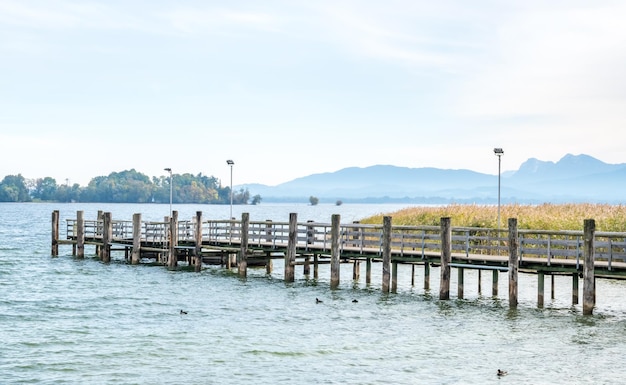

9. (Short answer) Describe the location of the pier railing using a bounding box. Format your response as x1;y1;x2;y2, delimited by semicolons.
64;217;626;265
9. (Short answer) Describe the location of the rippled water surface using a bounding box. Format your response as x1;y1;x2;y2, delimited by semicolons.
2;203;626;384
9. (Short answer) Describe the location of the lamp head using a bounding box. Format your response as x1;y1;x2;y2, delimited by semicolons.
493;148;504;155
226;159;234;166
164;167;171;172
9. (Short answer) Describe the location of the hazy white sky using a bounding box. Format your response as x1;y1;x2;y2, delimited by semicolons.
1;0;625;187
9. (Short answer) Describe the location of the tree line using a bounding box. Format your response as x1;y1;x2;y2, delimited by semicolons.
0;169;261;204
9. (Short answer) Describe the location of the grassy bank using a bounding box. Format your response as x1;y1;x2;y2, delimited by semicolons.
359;203;626;232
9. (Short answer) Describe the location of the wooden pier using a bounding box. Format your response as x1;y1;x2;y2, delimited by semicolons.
51;210;626;315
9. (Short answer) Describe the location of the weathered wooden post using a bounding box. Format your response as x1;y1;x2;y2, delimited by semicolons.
492;270;499;296
478;270;482;294
366;258;372;285
285;213;297;283
304;256;311;275
76;210;85;258
439;217;451;300
392;261;398;293
194;211;202;272
51;210;59;256
381;216;392;293
457;268;464;299
131;213;141;264
353;261;360;281
265;220;273;244
583;219;596;315
551;275;556;300
96;210;103;256
238;213;249;277
411;264;415;286
313;254;319;279
508;218;519;309
538;271;545;308
101;212;112;263
167;210;178;269
424;261;430;290
330;214;341;289
572;272;579;305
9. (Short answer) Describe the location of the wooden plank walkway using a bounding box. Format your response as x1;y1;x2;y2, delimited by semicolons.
51;210;626;315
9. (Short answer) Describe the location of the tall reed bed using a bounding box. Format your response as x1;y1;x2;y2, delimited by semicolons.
359;203;626;232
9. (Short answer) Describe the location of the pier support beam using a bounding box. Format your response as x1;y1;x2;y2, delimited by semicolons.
439;217;451;300
51;210;59;256
457;267;464;299
167;211;178;269
392;261;398;293
285;213;297;283
194;211;202;272
353;261;360;281
76;210;85;258
572;272;579;305
238;213;249;277
492;270;498;296
583;219;596;315
131;213;141;264
366;258;372;285
101;212;112;263
508;218;519;309
382;216;392;293
538;271;545;308
330;214;341;289
424;262;430;290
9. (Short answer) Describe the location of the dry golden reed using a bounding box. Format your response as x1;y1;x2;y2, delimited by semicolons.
359;203;626;232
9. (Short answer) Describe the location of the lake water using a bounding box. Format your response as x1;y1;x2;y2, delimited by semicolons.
2;202;626;384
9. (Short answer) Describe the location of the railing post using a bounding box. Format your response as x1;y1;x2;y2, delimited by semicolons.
194;211;203;272
131;213;141;264
330;214;341;289
238;213;249;277
102;212;112;263
439;217;451;300
167;210;178;269
508;218;519;309
51;210;59;256
381;216;392;293
583;219;596;315
285;213;297;283
76;210;85;258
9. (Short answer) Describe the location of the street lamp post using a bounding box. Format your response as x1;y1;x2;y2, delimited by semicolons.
493;148;504;229
226;160;234;219
164;167;172;217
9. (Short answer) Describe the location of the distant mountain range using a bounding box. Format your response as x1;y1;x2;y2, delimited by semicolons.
239;154;626;204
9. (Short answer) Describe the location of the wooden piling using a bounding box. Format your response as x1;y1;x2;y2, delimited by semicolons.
583;219;596;315
538;271;545;308
424;262;430;290
330;214;341;289
508;218;519;309
382;216;392;293
194;211;202;272
366;258;372;285
439;217;451;300
457;267;464;299
76;210;85;258
478;270;482;295
238;213;249;277
353;261;360;281
101;212;112;263
285;213;297;283
51;210;59;256
313;254;319;279
304;256;311;275
392;261;398;293
572;272;579;305
167;210;178;269
411;264;415;286
492;270;498;296
131;213;141;264
551;275;555;300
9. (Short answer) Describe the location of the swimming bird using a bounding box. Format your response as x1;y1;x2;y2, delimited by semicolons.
497;369;507;377
352;299;358;303
316;298;323;304
180;309;188;315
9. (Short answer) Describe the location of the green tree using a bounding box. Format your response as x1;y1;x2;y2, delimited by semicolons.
251;194;262;205
0;174;30;202
32;177;58;201
309;196;319;206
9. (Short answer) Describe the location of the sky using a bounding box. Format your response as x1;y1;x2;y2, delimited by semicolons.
1;1;625;187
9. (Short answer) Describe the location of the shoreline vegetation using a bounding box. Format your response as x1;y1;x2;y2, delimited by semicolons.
361;203;626;232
